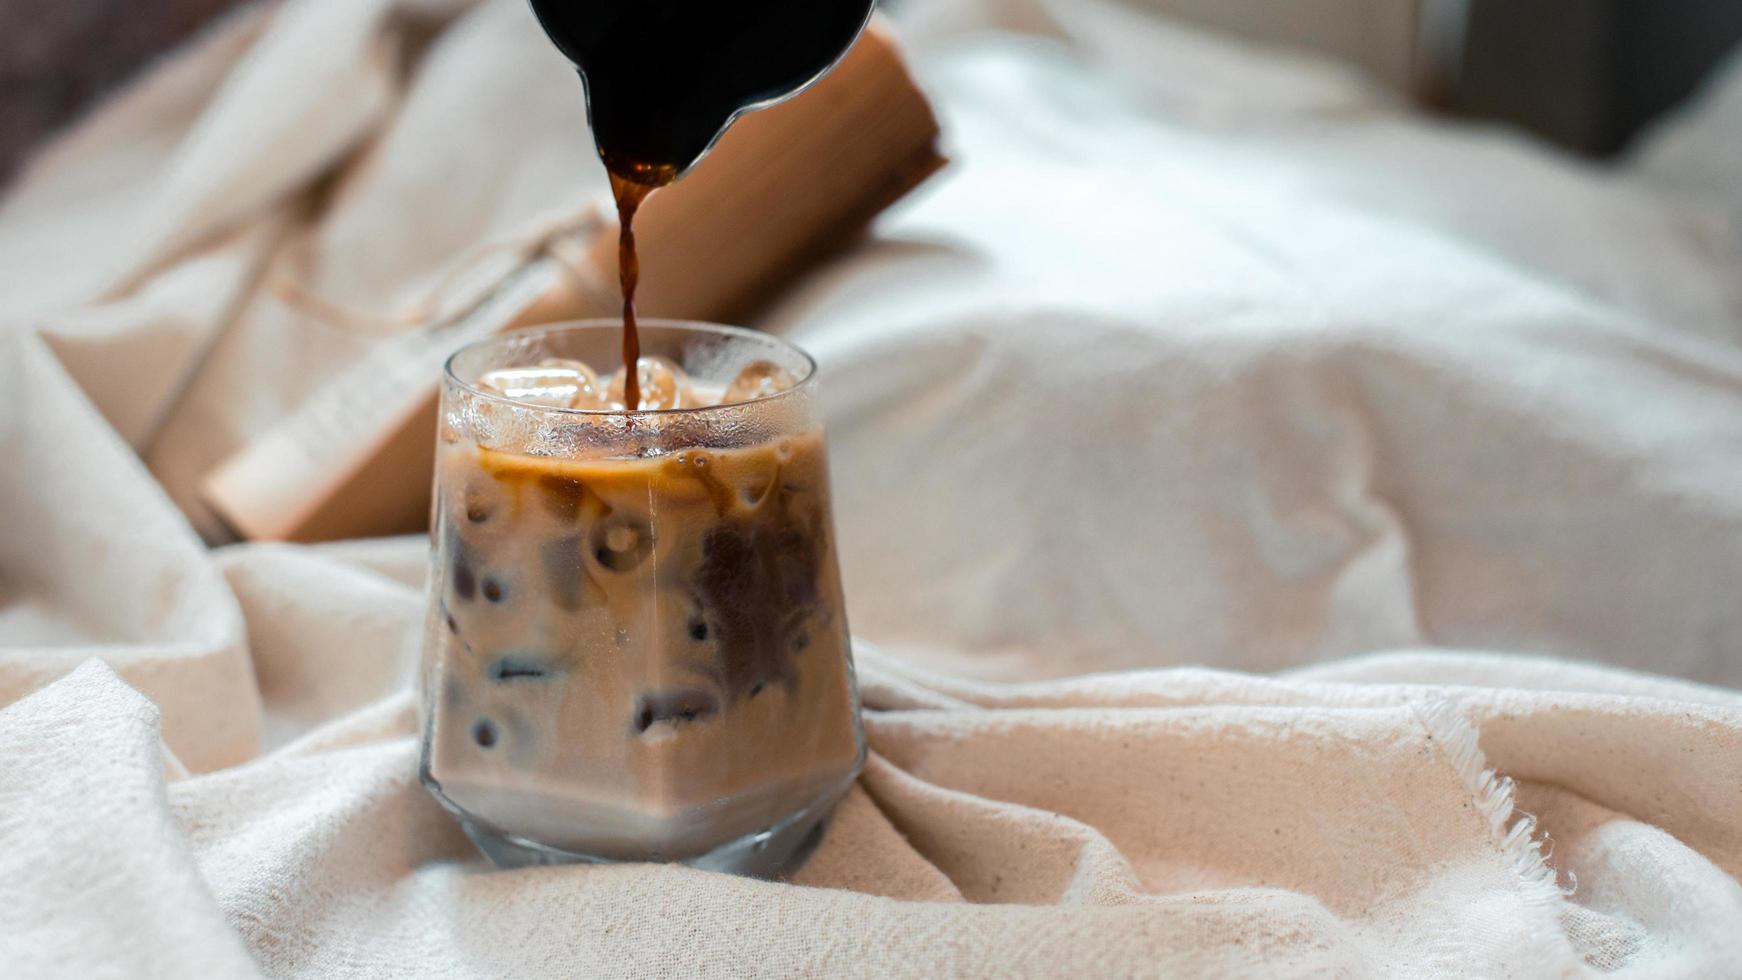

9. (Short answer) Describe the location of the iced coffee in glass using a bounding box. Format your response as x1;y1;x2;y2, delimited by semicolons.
419;320;864;876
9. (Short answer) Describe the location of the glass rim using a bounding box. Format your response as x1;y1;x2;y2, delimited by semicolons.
442;319;819;419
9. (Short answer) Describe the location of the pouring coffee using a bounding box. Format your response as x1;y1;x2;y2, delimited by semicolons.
527;0;875;409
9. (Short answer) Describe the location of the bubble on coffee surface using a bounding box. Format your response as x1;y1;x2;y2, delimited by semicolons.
723;360;798;404
607;356;694;410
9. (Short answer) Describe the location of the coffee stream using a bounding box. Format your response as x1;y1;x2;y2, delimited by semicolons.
610;173;663;411
527;0;872;409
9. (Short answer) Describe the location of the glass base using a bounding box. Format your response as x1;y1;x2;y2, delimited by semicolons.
438;789;842;879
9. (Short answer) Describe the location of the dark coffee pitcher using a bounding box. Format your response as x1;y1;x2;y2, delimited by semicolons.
529;0;875;186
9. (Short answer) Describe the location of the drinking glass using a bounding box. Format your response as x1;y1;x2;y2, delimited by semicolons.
419;320;864;876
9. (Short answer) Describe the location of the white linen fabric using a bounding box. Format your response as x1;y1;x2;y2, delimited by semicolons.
2;0;1741;976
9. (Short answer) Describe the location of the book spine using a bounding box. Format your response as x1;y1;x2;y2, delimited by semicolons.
201;256;609;540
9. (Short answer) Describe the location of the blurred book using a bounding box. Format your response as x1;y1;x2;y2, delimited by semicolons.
201;20;945;542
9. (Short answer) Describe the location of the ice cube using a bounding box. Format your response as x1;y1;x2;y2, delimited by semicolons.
606;356;694;410
538;358;607;409
476;361;601;409
723;360;798;403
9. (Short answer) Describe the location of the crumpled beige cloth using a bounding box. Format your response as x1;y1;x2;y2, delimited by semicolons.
4;0;1742;977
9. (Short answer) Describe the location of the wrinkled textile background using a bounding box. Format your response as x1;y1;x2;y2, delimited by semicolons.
3;0;1742;976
